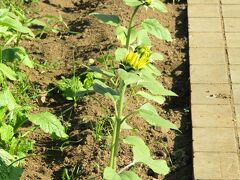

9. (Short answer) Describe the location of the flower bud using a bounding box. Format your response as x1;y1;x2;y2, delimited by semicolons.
123;46;152;70
124;50;135;64
135;45;152;58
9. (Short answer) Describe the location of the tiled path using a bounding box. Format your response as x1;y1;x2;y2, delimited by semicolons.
188;0;240;179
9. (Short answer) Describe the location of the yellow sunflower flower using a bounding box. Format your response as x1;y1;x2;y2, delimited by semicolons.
123;46;152;70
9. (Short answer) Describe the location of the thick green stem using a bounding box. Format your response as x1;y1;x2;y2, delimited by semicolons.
109;119;121;169
109;4;141;171
109;80;126;170
125;6;140;49
117;81;126;118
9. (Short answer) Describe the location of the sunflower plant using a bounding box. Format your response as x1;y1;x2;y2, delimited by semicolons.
90;0;178;179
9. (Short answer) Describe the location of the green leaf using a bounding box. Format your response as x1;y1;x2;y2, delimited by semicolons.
138;73;163;94
28;19;47;27
0;16;34;36
123;0;142;6
119;171;140;180
118;69;142;85
2;47;34;68
0;149;17;165
22;54;34;68
150;0;168;13
82;72;95;89
147;159;171;175
0;63;17;81
129;28;138;45
138;73;177;96
124;136;149;161
8;137;19;156
137;30;151;46
103;168;139;180
28;112;68;140
0;149;23;180
0;9;9;17
140;81;176;96
0;88;18;111
90;13;120;26
57;76;87;100
103;167;121;180
9;138;34;157
121;121;132;130
138;103;177;129
150;52;164;61
142;19;172;42
136;91;165;104
0;26;8;33
143;64;161;76
11;107;29;130
93;79;119;101
17;139;34;155
115;26;137;46
0;107;7;121
115;48;128;61
115;26;127;45
88;66;115;77
0;124;14;144
124;136;170;175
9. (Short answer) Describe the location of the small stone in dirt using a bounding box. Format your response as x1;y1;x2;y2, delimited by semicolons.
174;70;183;77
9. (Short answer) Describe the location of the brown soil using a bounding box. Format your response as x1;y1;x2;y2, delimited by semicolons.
19;0;192;179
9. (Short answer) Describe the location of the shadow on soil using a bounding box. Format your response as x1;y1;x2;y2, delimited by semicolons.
164;1;193;179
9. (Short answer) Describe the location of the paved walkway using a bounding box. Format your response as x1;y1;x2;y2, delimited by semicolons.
188;0;240;179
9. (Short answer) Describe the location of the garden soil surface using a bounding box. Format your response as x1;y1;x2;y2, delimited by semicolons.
19;0;191;179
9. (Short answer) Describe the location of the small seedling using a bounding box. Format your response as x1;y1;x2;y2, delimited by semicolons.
57;72;99;107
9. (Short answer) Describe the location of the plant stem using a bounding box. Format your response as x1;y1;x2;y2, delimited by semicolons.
126;6;140;49
117;80;126;118
109;80;126;170
109;4;141;171
118;161;135;174
16;33;22;46
109;118;121;170
121;110;138;123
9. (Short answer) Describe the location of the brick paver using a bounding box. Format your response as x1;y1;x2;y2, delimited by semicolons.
193;128;237;152
230;65;240;83
235;105;240;119
189;0;240;179
222;5;240;17
226;33;240;47
232;84;240;104
190;33;225;47
190;48;226;64
228;48;240;64
191;84;231;105
194;152;240;179
188;5;220;17
222;0;240;4
188;0;219;4
224;18;240;32
192;105;234;127
189;18;222;32
190;65;228;83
